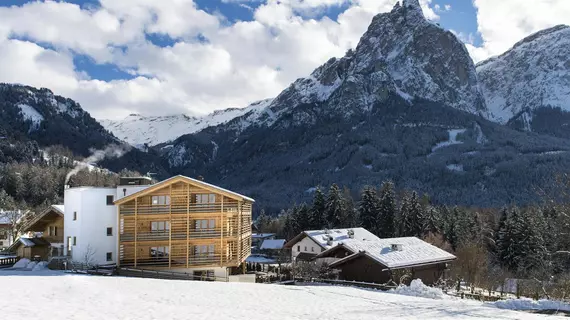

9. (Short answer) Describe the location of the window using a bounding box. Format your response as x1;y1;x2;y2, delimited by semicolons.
106;252;113;261
297;245;300;252
73;236;77;246
106;195;114;205
151;221;170;232
304;246;307;251
0;241;3;246
73;211;77;221
67;236;72;254
196;194;216;204
0;230;6;240
107;227;113;236
150;246;169;258
311;247;314;252
194;244;215;256
48;226;58;236
151;195;170;205
195;219;215;230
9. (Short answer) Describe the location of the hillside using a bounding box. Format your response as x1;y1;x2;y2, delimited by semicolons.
0;274;555;319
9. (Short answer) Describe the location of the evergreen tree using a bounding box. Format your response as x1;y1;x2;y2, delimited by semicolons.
377;181;397;238
358;186;381;235
325;184;347;228
256;209;271;232
441;206;459;251
399;191;424;237
309;187;327;229
423;205;440;236
295;203;311;232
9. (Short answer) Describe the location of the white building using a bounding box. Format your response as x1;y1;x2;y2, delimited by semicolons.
64;177;152;265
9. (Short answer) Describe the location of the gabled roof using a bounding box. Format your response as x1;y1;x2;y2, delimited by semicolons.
319;237;456;270
23;205;64;232
114;175;255;204
252;233;275;239
284;228;379;250
260;239;286;250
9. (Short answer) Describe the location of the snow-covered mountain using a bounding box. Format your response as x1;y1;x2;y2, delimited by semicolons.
100;99;273;147
477;25;570;124
243;0;486;127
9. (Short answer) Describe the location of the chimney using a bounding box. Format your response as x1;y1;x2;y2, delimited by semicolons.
347;229;355;239
391;244;403;251
197;175;204;181
326;235;334;246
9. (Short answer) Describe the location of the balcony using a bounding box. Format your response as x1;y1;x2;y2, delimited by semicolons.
120;254;239;268
119;203;243;215
120;229;240;242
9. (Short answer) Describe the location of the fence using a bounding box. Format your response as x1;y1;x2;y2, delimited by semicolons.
303;278;398;291
0;255;19;268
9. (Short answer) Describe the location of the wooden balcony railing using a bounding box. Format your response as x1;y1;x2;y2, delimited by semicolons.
119;203;244;215
120;229;241;242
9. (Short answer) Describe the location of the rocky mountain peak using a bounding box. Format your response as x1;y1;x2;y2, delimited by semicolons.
477;24;570;124
259;0;486;124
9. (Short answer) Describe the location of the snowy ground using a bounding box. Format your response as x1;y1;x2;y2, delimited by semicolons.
0;274;563;319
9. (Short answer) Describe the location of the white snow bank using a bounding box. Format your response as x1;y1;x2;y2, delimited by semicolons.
18;104;44;127
25;261;37;270
32;261;48;271
12;258;30;268
432;129;466;152
0;275;548;319
493;298;570;312
390;279;448;300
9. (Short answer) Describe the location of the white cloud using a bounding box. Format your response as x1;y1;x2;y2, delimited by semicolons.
444;4;451;11
470;0;570;63
0;0;443;120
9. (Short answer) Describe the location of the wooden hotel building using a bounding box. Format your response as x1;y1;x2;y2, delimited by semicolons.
114;176;254;278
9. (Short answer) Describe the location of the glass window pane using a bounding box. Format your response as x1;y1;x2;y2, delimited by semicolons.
209;194;216;203
209;219;215;229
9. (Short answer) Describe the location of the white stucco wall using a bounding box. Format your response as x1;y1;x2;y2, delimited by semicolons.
291;236;324;260
64;187;118;266
115;185;150;201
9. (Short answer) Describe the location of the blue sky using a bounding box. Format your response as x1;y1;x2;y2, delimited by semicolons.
0;0;565;119
0;0;481;84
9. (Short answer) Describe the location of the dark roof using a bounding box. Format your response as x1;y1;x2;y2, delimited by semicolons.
295;252;317;262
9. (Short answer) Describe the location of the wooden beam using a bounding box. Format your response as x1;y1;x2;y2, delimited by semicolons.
186;184;190;269
134;198;138;268
220;196;224;265
169;184;172;269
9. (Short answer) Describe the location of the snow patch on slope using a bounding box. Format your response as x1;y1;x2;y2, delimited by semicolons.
391;279;448;300
18;104;44;130
432;129;466;152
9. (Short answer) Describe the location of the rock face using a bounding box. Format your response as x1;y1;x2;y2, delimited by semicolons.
477;25;570;124
257;0;486;125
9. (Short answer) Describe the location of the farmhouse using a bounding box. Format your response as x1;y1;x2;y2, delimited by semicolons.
284;228;377;262
316;237;456;285
0;216;12;250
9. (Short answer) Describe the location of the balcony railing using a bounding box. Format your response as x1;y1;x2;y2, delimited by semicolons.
119;203;244;215
120;254;239;268
120;229;242;242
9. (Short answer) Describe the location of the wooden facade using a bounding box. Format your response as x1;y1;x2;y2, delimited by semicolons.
115;176;253;270
24;206;64;245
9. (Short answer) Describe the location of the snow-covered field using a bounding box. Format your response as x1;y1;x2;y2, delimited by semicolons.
0;274;563;319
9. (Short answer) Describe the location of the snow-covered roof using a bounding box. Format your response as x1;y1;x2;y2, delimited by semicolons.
260;239;285;250
323;237;456;269
252;233;275;239
115;175;255;203
286;228;379;250
52;205;64;215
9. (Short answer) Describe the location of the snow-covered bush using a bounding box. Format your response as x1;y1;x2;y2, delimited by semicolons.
390;279;448;300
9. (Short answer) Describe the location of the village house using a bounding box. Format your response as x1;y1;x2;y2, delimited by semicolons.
316;236;456;285
284;228;378;262
252;233;275;250
64;175;254;281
